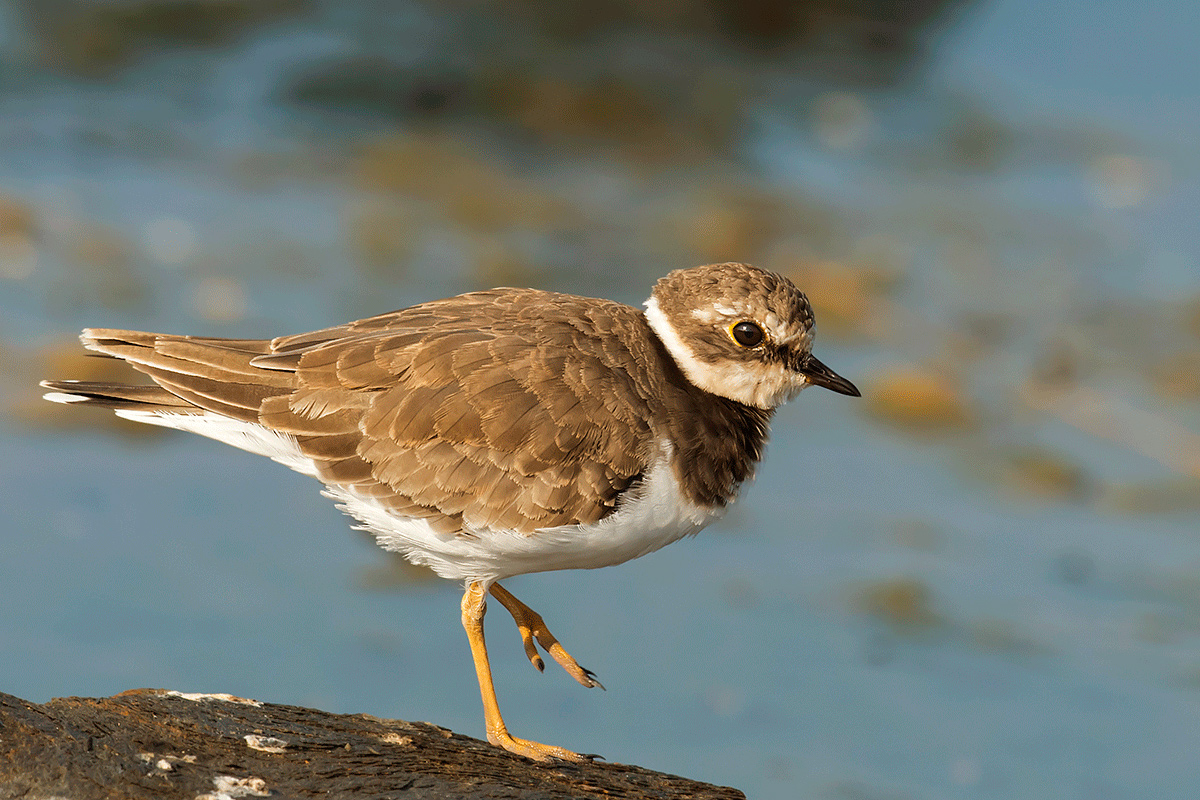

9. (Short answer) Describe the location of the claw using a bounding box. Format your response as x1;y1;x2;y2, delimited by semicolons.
581;668;605;691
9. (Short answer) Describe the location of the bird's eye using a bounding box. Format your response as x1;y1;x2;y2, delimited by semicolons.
730;321;764;347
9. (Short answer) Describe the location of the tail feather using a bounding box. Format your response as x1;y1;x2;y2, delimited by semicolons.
44;328;297;423
82;328;273;354
137;366;283;419
80;329;291;389
40;380;198;412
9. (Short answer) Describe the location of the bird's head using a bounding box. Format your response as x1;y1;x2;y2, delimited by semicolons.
644;262;860;409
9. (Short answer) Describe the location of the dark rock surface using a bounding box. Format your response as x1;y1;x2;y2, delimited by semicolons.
0;689;744;799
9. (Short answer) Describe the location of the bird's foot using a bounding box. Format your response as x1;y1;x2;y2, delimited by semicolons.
487;730;594;762
490;584;604;689
518;620;604;689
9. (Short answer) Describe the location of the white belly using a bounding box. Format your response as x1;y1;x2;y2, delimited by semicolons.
332;450;722;582
113;410;723;583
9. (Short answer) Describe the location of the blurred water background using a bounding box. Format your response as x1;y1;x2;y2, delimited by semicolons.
1;1;1199;797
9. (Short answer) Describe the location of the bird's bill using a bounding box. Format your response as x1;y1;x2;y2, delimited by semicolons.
800;355;861;397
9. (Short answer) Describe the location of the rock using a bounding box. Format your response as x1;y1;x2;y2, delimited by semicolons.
0;689;744;799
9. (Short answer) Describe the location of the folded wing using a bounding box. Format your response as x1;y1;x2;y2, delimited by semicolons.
42;289;660;535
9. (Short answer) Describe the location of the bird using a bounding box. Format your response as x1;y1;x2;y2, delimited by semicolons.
41;261;860;762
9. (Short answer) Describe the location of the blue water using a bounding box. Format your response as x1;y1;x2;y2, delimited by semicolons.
2;2;1199;798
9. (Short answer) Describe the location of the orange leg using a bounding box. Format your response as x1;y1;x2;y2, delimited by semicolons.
489;583;603;690
460;581;589;762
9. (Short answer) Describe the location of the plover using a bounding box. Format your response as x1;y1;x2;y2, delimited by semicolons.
42;261;859;762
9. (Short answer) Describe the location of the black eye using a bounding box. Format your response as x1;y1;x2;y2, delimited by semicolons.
731;321;764;347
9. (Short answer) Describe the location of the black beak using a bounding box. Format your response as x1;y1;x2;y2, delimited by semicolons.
800;354;861;397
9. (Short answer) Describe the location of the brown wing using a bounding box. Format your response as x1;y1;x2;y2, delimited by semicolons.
51;290;663;533
255;289;659;534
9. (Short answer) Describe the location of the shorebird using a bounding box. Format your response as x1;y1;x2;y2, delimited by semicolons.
42;261;860;761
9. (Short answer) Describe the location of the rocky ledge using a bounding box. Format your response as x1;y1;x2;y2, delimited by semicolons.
0;689;743;799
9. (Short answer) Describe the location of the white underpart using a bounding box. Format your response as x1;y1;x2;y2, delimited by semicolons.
92;409;718;584
646;296;808;409
112;410;320;478
336;442;718;583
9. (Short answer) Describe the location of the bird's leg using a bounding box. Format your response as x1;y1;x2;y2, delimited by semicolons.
460;581;588;762
489;583;604;690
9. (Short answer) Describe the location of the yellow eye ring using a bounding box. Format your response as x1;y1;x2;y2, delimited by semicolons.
729;320;764;347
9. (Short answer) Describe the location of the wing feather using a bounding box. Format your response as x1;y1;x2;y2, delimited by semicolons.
50;289;662;535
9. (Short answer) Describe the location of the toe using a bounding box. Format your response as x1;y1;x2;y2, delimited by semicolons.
490;732;589;763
